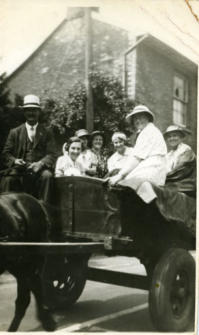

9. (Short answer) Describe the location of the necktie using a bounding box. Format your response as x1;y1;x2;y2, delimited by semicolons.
29;126;35;142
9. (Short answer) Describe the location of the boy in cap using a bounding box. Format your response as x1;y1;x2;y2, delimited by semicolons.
1;94;56;201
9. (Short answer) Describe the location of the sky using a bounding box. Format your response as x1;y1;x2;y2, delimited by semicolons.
0;0;199;76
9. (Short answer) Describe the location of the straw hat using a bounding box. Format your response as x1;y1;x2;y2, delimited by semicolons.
22;94;41;109
90;130;104;139
75;129;89;138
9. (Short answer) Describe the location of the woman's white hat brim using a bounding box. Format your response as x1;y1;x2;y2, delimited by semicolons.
126;105;154;121
164;125;190;137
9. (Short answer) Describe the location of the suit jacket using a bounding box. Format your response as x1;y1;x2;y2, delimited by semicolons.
2;123;56;169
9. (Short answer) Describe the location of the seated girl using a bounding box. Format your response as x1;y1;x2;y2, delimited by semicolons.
55;137;85;177
107;132;134;176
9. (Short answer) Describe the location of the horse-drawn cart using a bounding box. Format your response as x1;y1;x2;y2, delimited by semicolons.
0;176;196;332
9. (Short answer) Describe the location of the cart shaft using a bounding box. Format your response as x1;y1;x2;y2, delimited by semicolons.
0;242;105;254
87;267;149;290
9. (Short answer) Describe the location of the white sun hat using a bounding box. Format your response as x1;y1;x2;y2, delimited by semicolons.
164;125;191;138
126;105;154;121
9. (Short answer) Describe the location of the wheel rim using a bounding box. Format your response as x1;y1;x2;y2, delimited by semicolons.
170;270;189;317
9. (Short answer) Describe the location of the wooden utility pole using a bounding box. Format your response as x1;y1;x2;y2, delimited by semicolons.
85;7;94;132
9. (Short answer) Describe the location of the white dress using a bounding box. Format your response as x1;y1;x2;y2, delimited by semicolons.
107;146;134;173
119;123;167;203
55;154;85;177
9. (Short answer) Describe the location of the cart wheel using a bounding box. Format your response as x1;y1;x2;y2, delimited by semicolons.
149;248;195;332
43;255;88;310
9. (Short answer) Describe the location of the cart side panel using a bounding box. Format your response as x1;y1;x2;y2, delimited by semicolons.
52;177;121;236
51;177;74;233
73;178;121;236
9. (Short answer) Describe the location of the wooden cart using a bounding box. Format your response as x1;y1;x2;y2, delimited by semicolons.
0;176;195;332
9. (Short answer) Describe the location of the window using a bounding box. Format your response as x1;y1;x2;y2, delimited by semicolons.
173;75;188;126
124;50;136;99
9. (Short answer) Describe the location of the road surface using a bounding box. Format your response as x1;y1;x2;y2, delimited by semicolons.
0;255;156;332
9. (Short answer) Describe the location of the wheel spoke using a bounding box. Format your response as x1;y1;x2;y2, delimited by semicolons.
170;271;189;317
43;256;88;309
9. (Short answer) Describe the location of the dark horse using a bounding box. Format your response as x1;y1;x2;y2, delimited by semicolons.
0;192;56;332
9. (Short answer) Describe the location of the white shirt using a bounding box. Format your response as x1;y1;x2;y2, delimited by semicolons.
166;142;195;173
55;153;85;177
132;122;167;159
25;122;38;142
119;123;168;200
107;146;134;173
77;149;97;171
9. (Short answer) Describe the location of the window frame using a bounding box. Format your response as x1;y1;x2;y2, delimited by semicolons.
172;73;189;127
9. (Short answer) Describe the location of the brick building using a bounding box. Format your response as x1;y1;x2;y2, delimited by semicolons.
124;34;198;150
6;15;128;100
6;12;198;150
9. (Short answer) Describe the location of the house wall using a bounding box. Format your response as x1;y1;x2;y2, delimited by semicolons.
7;17;128;103
7;18;86;101
6;17;197;151
135;43;197;150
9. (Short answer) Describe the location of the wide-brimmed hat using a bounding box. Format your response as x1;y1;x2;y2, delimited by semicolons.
126;105;154;121
22;94;41;109
75;129;89;138
164;125;191;138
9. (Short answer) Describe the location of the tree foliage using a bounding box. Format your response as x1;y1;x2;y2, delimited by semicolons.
43;71;136;150
0;71;137;158
0;74;24;156
0;73;12;152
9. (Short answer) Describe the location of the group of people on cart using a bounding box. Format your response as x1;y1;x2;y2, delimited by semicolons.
0;94;196;203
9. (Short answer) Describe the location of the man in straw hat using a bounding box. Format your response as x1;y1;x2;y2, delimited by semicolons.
109;105;167;203
1;94;56;200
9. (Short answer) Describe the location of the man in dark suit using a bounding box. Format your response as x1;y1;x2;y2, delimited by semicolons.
1;94;56;201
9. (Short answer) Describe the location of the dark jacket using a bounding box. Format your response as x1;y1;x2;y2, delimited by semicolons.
2;123;56;169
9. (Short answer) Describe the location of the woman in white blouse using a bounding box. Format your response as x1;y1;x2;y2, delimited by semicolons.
55;137;84;177
109;105;167;202
107;132;134;176
164;125;195;173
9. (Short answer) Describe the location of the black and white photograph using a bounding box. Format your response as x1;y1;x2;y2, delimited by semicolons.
0;0;198;332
